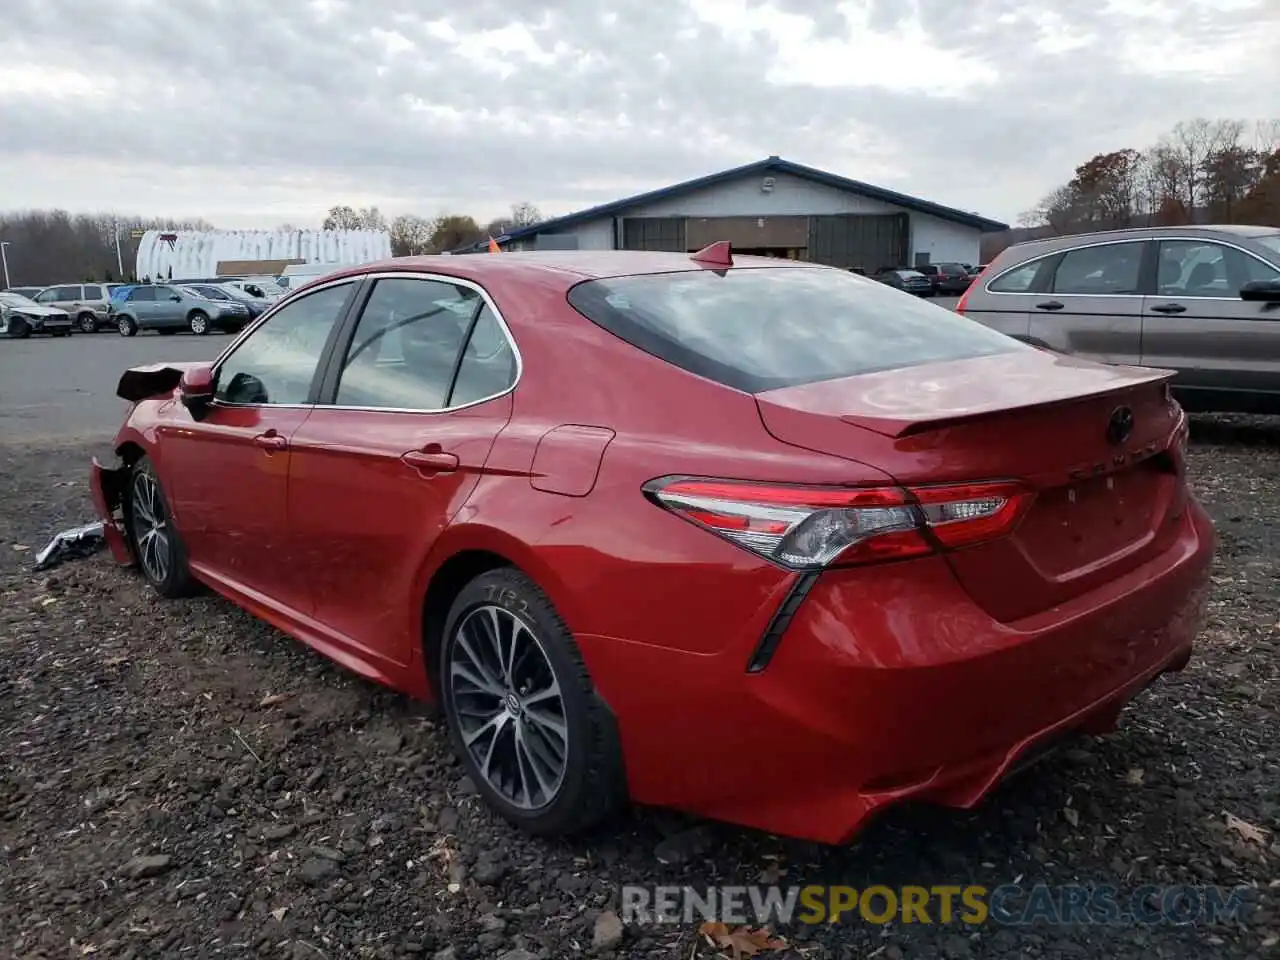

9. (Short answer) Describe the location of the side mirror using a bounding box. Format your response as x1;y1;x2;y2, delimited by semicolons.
1240;279;1280;303
170;294;182;301
179;365;215;416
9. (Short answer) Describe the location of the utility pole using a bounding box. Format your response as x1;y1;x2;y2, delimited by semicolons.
0;241;11;289
113;221;124;278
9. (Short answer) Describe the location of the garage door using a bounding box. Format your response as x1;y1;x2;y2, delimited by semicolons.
621;218;686;252
808;214;909;272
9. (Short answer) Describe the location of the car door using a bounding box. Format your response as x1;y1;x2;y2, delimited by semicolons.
149;285;187;328
286;274;518;667
1140;237;1280;401
121;285;157;323
1029;239;1149;364
34;285;79;314
157;279;361;613
961;256;1059;341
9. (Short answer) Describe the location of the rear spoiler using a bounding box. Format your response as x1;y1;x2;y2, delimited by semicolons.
116;362;205;403
838;367;1177;439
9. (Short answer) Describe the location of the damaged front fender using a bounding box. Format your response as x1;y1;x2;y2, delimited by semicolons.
89;455;135;566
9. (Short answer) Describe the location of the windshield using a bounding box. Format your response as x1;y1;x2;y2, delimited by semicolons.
566;266;1026;393
193;285;231;300
1256;233;1280;257
0;291;37;307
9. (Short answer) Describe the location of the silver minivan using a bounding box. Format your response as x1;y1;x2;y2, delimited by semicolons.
959;225;1280;414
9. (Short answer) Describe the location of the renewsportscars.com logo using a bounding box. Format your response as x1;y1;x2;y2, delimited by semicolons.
621;883;1253;927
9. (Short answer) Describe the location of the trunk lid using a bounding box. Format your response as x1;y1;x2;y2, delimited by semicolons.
755;351;1187;622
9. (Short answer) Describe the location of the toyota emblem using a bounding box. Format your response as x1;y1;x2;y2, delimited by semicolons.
1106;406;1134;445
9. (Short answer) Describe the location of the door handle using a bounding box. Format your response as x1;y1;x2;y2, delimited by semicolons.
1035;301;1065;311
402;446;459;474
252;430;288;451
1149;303;1187;314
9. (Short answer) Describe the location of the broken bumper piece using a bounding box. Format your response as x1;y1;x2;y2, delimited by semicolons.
89;455;133;565
33;521;106;571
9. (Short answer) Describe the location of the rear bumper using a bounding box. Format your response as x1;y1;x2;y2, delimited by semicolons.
596;499;1214;843
89;456;133;565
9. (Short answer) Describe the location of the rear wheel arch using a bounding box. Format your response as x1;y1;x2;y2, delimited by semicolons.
421;548;516;690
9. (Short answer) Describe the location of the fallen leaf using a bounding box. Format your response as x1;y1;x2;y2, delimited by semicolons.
698;921;788;958
1063;807;1080;827
11;544;30;552
1125;768;1145;785
259;693;292;708
1224;812;1269;846
270;907;288;922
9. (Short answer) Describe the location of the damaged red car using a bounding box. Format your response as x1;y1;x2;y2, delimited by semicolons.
91;244;1214;844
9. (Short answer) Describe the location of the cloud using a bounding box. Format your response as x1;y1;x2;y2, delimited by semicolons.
0;0;1276;228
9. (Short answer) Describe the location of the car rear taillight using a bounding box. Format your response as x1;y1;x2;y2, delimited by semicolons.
954;264;992;315
644;477;1033;571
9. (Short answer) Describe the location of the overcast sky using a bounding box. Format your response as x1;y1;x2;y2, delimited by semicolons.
1;0;1277;230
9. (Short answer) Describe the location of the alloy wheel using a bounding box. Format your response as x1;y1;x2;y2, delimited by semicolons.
190;313;208;335
447;605;568;810
129;471;170;583
79;314;97;333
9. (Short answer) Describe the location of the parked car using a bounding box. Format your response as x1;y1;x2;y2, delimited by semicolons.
184;283;271;320
111;283;251;336
89;247;1213;845
916;262;973;295
872;266;933;296
957;224;1280;414
33;282;126;332
6;286;45;299
174;275;288;303
1;290;73;338
223;277;287;302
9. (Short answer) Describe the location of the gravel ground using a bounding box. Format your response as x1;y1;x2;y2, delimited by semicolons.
1;418;1277;960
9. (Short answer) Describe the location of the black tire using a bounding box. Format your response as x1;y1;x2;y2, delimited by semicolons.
7;317;31;339
78;313;98;333
117;315;138;337
439;568;626;836
123;457;195;599
188;311;210;335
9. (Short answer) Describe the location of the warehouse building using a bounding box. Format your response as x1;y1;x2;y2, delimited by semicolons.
456;156;1007;270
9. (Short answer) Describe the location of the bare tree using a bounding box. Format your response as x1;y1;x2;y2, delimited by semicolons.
389;214;437;256
322;205;363;230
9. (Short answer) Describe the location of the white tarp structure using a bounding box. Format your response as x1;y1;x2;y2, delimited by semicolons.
135;229;392;279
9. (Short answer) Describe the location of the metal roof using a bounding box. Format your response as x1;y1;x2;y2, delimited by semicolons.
454;156;1009;253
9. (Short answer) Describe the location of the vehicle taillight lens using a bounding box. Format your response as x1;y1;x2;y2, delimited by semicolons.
644;477;1033;570
955;264;992;315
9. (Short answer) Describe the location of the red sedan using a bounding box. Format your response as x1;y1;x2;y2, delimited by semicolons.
90;243;1214;844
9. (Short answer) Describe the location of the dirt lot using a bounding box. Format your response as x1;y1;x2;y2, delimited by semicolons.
1;418;1278;960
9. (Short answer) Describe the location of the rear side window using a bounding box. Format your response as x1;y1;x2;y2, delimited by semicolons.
987;260;1043;292
1052;242;1143;295
83;285;103;299
127;287;156;302
565;267;1026;393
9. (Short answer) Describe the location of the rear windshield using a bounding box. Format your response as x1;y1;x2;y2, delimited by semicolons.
1256;233;1280;257
565;266;1026;393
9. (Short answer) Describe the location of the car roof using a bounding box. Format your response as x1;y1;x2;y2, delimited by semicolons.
319;250;820;287
1000;223;1280;259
